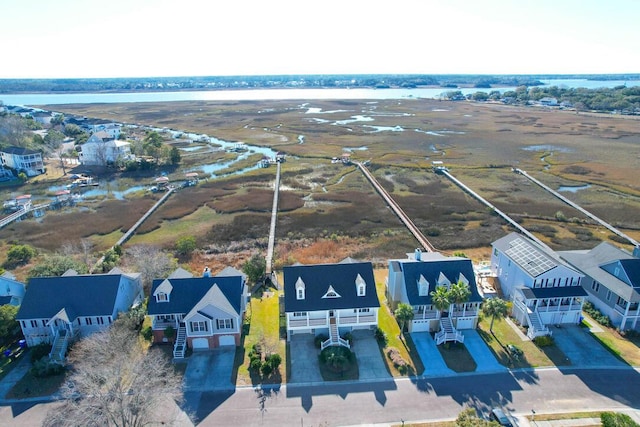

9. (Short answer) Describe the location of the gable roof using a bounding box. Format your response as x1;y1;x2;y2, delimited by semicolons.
147;276;244;316
1;146;40;156
559;242;640;300
397;257;483;306
185;284;240;319
283;261;379;313
17;274;127;320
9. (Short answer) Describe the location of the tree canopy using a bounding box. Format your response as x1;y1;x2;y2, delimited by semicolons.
394;302;414;334
482;297;509;333
243;253;266;284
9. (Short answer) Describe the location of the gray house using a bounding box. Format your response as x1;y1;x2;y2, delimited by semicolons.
559;242;640;331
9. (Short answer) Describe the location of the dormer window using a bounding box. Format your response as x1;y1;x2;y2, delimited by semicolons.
355;274;366;297
458;273;469;286
153;279;173;303
437;272;451;288
418;274;429;296
295;277;306;300
322;285;341;299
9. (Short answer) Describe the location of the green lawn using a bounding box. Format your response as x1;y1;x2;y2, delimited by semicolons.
437;341;477;372
236;291;285;386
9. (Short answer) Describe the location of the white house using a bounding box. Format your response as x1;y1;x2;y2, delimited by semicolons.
0;146;45;177
16;268;143;361
387;250;483;344
491;232;587;338
559;242;640;331
283;258;380;350
0;272;26;306
79;131;132;166
147;267;247;358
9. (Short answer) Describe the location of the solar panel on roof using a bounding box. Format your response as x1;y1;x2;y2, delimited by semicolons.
505;238;557;277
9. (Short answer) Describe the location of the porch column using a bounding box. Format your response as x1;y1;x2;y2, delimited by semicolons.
623;301;631;330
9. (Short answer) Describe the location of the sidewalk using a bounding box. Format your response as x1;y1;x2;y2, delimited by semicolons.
0;355;32;401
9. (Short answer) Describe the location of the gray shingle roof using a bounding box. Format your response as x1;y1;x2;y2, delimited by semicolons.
283;261;380;313
147;276;243;316
518;285;588;299
17;274;124;320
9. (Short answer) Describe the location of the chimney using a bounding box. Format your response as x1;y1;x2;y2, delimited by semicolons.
415;248;422;261
203;266;211;277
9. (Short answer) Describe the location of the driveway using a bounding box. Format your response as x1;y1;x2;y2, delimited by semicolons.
184;348;236;391
410;332;454;376
288;330;389;384
461;329;506;373
550;325;627;367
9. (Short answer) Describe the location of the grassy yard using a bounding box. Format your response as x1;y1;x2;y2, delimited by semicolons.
437;342;477;372
477;315;568;368
582;314;640;366
236;290;285;386
374;269;425;376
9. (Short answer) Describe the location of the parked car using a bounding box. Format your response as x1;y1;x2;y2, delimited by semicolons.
490;408;513;427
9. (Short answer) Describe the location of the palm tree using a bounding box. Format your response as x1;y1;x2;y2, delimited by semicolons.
430;285;451;318
394;303;414;338
449;280;471;313
482;297;509;333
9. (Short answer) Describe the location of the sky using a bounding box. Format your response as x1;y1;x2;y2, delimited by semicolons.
1;0;639;79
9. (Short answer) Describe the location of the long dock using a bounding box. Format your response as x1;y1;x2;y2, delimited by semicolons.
439;169;553;251
0;203;50;229
265;162;281;275
357;162;437;252
514;168;640;247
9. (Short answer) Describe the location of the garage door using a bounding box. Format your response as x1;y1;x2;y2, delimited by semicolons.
456;318;475;330
411;319;430;332
219;335;235;346
192;338;209;350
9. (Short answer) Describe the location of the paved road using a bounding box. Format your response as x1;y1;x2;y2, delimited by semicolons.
188;367;640;426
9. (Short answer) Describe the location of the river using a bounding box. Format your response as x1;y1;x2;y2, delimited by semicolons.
3;79;639;106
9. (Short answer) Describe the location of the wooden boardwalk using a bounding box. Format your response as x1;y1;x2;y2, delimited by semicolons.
265;162;281;275
357;162;437;252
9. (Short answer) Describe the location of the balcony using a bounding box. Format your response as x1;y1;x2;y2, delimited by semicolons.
151;317;180;330
614;304;640;316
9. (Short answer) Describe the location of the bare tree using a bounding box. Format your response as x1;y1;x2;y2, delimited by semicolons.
43;324;184;427
0;115;29;147
122;245;177;293
60;238;96;270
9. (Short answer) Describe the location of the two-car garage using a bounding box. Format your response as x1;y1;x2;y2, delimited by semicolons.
191;335;236;350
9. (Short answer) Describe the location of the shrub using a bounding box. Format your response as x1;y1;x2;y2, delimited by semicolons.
30;343;52;363
533;335;554;347
386;347;408;373
342;332;353;345
583;302;612;328
141;326;153;342
31;357;65;378
260;361;273;377
374;327;388;345
601;412;639;427
266;353;282;370
314;334;328;349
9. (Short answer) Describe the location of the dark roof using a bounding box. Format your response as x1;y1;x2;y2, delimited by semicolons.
283;261;380;313
147;276;243;316
1;146;40;156
17;274;124;320
0;296;12;306
400;258;483;305
518;286;588;299
601;259;640;291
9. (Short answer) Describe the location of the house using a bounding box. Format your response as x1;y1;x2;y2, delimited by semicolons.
283;258;380;349
559;242;640;331
386;250;483;344
0;146;45;177
79;131;132;165
491;232;587;338
147;267;248;357
0;272;26;307
16;268;143;361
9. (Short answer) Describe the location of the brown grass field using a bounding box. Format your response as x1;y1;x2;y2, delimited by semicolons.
2;98;640;276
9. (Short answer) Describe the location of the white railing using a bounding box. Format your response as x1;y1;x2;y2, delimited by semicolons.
321;336;350;350
173;326;186;358
435;330;464;345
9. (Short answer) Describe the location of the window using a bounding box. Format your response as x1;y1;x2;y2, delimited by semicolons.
358;285;366;296
190;321;208;332
30;320;38;328
358;308;370;313
592;282;600;293
156;292;168;302
606;290;612;301
216;319;234;330
297;288;304;299
85;318;93;325
97;317;105;325
293;312;307;317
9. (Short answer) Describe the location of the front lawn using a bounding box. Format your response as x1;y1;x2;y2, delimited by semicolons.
436;341;477;372
236;291;285;386
6;371;66;399
582;314;640;366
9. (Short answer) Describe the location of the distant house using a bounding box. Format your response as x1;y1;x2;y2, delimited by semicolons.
79;131;132;165
147;267;248;358
31;111;53;125
491;232;586;338
0;272;26;307
283;258;380;349
539;97;558;106
0;146;45;177
16;268;143;361
387;250;483;344
559;242;640;331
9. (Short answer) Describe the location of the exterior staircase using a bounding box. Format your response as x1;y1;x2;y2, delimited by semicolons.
435;317;464;345
49;329;70;363
173;326;187;358
321;318;350;350
513;299;551;339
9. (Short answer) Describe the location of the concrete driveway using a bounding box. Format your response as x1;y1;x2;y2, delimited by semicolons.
183;348;236;391
288;330;390;384
410;332;454;376
461;329;506;373
550;324;627;367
